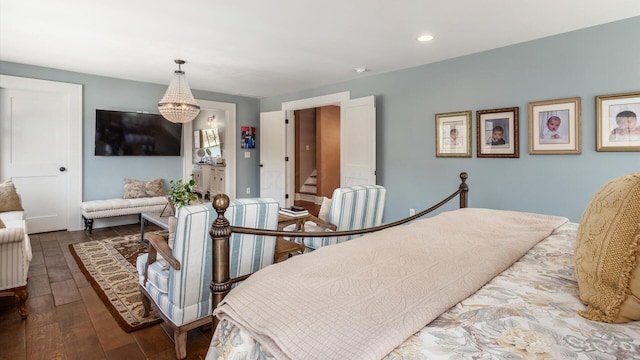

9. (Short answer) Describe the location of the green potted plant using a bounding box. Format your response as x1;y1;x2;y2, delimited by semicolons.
166;174;197;213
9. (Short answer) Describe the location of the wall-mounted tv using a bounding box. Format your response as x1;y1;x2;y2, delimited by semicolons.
95;109;182;156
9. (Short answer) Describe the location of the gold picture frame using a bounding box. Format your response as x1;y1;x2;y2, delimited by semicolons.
528;97;581;155
596;91;640;152
476;107;519;158
435;111;472;158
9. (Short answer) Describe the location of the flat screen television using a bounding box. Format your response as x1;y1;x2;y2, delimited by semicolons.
95;109;182;156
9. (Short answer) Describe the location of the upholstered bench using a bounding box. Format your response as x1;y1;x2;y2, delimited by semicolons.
80;196;168;233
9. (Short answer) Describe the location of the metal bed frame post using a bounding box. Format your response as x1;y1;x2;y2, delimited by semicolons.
209;194;231;330
459;172;468;208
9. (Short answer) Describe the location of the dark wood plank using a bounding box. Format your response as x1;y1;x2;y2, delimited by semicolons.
25;294;57;330
55;301;91;331
27;322;65;360
0;302;26;359
104;342;146;360
70;268;91;288
29;249;45;266
45;263;74;283
50;279;81;306
61;319;106;360
27;274;52;298
1;223;215;359
89;311;137;357
131;324;174;357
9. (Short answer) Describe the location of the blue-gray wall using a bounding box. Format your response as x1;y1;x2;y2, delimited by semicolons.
0;62;261;201
261;17;640;222
2;17;638;222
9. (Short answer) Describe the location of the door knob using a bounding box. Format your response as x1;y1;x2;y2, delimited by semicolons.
59;167;67;172
259;164;264;167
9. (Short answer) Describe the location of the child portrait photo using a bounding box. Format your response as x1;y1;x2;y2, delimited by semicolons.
596;91;640;152
435;111;471;157
528;97;581;155
476;107;519;158
538;110;569;144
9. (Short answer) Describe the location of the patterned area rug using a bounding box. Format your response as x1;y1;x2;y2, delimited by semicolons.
69;231;167;332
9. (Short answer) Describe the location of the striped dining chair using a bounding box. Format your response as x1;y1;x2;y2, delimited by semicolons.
291;185;386;250
136;197;279;360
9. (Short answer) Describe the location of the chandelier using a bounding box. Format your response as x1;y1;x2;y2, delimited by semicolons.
158;59;200;123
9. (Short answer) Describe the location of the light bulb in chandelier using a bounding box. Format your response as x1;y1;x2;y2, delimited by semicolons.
158;60;200;123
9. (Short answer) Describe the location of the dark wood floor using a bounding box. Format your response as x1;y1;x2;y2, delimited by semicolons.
1;201;320;360
0;223;211;360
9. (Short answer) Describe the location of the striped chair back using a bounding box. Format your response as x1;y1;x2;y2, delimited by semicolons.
306;185;386;249
164;197;279;324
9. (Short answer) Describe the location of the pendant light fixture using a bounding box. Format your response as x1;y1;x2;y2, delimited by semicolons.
158;59;201;123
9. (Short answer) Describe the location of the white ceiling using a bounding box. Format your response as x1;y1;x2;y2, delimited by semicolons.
2;1;639;99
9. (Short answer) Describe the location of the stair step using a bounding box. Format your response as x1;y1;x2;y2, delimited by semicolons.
300;184;317;193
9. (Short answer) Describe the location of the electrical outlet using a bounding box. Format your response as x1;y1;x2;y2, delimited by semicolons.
409;208;415;216
246;187;251;194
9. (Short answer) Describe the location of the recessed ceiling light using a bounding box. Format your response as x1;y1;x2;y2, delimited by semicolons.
354;67;367;74
417;34;434;42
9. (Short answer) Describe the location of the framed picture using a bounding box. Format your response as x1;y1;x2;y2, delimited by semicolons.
528;97;581;155
241;126;256;149
476;107;519;158
435;111;472;157
596;91;640;152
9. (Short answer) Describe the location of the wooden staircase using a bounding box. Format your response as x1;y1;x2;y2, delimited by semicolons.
298;170;317;202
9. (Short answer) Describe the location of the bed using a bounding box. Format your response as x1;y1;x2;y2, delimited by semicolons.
204;172;640;359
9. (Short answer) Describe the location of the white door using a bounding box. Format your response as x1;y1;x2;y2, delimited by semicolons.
259;110;287;206
0;76;82;233
340;96;376;185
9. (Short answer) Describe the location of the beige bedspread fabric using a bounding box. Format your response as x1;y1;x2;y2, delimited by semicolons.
214;208;568;360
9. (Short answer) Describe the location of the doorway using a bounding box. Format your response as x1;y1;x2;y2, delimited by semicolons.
183;99;237;199
260;91;376;209
294;106;341;209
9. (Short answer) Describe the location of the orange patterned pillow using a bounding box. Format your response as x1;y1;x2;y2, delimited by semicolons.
575;172;640;323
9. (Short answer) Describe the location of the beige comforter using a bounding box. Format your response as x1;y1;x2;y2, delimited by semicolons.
213;208;568;360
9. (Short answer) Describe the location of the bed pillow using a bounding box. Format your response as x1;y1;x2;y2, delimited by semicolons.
575;172;640;323
123;178;165;199
318;197;331;222
0;181;24;212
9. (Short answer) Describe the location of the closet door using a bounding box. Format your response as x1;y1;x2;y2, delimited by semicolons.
259;110;287;206
0;75;82;233
340;96;376;186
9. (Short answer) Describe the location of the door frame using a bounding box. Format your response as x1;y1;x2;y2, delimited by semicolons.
185;99;236;198
281;92;350;205
0;75;83;231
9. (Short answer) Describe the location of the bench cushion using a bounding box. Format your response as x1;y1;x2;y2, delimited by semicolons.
0;211;24;222
81;196;168;219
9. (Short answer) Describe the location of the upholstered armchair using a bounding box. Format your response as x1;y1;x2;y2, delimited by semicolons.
136;198;279;360
290;185;386;250
0;181;31;319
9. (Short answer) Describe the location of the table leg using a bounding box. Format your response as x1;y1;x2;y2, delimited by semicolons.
140;218;149;244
